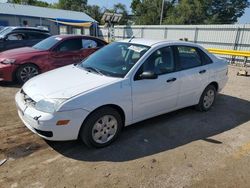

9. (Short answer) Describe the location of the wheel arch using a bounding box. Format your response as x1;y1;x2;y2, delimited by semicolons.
13;62;40;81
208;81;219;92
78;104;126;140
86;104;126;126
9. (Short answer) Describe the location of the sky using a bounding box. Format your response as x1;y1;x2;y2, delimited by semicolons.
1;0;249;23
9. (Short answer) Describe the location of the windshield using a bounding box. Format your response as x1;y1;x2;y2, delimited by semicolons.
79;42;150;78
33;36;62;50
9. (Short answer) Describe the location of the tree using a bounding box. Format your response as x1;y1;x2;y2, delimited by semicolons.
7;0;50;7
131;0;176;25
164;0;207;24
57;0;88;11
112;3;129;25
205;0;249;24
86;5;103;23
131;0;249;25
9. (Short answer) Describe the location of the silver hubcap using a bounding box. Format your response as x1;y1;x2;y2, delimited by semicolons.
203;89;215;109
20;66;39;82
92;115;118;144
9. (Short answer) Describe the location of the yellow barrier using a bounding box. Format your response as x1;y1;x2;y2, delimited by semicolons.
207;48;250;58
208;48;249;76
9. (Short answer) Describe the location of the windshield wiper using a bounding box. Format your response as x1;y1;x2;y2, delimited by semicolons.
83;66;103;75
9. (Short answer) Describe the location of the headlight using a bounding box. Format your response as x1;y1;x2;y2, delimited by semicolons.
35;99;65;113
2;58;16;64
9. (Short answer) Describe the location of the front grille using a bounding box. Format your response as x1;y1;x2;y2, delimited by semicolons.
20;89;36;107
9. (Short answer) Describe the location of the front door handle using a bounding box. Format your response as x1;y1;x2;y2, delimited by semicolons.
166;78;177;83
199;70;206;74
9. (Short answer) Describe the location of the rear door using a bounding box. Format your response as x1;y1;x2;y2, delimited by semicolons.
175;45;210;108
49;38;83;68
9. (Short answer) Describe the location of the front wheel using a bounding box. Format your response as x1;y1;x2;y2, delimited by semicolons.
80;107;123;148
196;85;217;112
16;64;39;84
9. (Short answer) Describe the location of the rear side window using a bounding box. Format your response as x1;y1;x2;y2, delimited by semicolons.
27;32;49;39
82;39;97;49
199;49;213;65
177;46;202;70
56;39;82;52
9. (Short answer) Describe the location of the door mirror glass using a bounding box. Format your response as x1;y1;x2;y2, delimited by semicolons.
140;71;158;80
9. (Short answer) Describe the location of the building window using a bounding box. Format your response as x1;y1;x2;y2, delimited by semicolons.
0;20;8;26
72;27;82;35
59;26;67;34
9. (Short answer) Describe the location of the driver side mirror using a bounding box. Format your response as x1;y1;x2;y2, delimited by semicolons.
139;71;158;80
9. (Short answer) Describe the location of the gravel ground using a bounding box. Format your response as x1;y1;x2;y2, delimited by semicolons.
0;66;250;188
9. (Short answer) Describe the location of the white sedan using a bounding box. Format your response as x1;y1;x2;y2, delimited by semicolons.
15;39;228;148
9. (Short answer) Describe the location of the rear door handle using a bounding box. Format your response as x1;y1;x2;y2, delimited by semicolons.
199;70;206;74
166;78;177;83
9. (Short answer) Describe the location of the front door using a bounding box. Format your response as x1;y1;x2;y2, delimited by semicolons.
132;46;180;122
4;32;27;50
49;38;83;68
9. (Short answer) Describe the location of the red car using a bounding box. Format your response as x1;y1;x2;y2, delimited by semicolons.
0;35;107;83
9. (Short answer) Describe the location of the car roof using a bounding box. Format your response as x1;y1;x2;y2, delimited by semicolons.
52;35;108;43
120;38;202;48
8;26;50;33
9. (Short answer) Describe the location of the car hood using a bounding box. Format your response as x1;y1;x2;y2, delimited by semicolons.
22;65;120;101
0;47;40;57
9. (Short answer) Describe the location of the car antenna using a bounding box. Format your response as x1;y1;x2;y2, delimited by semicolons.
128;35;135;42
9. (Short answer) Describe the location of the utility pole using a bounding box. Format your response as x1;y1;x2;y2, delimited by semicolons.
160;0;165;25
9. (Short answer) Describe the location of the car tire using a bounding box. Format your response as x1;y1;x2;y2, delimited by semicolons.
80;107;123;148
196;85;217;112
16;64;40;84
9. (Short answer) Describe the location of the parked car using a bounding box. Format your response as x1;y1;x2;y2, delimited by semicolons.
0;27;50;52
15;39;228;148
0;35;107;83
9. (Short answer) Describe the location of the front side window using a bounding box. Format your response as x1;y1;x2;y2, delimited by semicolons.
79;42;150;78
136;46;175;76
56;39;82;52
177;46;202;70
6;33;25;40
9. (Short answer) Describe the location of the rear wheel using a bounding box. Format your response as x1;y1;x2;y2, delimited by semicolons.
16;64;39;84
196;85;217;112
80;107;123;148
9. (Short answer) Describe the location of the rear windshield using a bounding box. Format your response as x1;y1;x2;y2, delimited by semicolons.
0;27;14;37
